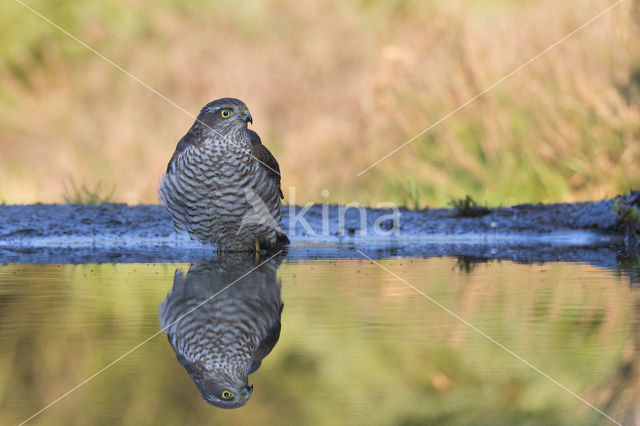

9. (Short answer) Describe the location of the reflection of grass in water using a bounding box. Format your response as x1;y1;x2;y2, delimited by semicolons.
63;181;115;204
454;256;492;274
1;1;639;205
617;254;640;286
0;259;635;425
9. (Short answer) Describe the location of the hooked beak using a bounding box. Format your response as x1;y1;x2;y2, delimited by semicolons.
241;384;253;399
242;111;253;124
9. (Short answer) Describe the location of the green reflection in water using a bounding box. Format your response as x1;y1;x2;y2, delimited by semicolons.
0;259;636;425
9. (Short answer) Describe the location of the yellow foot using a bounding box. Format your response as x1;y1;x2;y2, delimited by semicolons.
254;238;260;253
217;245;222;256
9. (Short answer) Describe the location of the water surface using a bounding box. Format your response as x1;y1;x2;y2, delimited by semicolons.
0;255;637;425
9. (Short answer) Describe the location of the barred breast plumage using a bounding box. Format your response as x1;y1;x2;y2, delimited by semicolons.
159;98;288;252
158;254;283;409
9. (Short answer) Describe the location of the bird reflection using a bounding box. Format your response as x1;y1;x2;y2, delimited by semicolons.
159;254;283;409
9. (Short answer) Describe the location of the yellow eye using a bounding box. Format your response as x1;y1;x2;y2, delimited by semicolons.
221;390;233;400
220;109;232;118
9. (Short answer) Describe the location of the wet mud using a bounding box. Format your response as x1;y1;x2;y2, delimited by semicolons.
0;195;633;268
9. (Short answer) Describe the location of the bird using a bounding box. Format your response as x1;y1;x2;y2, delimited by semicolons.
159;98;288;253
158;253;284;409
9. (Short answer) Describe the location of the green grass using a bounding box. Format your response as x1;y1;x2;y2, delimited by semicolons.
63;181;115;204
612;197;640;252
449;195;492;218
612;198;640;229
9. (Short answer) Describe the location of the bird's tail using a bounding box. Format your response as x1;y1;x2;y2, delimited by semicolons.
239;187;290;250
276;230;290;246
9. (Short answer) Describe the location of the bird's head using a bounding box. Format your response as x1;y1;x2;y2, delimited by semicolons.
196;372;254;409
195;97;253;137
180;358;254;409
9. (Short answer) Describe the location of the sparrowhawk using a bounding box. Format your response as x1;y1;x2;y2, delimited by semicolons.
159;98;288;252
158;254;283;408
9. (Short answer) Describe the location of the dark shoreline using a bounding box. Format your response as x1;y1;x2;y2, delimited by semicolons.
0;196;633;267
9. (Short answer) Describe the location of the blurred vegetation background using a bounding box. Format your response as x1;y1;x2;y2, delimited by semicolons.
1;0;639;206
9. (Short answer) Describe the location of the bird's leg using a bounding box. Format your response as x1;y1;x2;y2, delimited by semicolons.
254;238;261;264
217;245;222;257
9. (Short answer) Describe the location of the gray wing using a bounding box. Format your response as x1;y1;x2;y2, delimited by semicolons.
248;130;284;199
166;129;202;174
248;302;283;374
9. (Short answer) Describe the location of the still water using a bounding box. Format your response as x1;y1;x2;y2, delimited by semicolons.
0;254;637;425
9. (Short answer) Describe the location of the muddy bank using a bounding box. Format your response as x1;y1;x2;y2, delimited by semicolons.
0;194;632;266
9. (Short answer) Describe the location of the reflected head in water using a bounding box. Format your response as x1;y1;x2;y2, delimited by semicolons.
159;253;284;408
